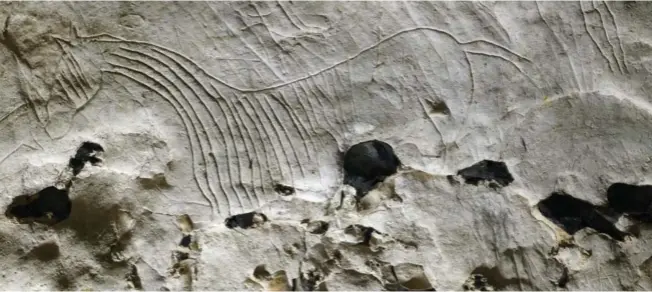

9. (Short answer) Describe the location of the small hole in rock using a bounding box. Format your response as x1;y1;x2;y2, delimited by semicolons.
538;192;627;241
5;186;71;225
607;183;652;222
343;140;401;197
175;251;189;262
274;183;295;196
225;211;268;229
425;99;450;115
345;224;378;245
456;160;514;187
253;265;272;281
557;266;569;288
25;241;60;262
180;235;191;247
69;141;104;176
307;221;329;234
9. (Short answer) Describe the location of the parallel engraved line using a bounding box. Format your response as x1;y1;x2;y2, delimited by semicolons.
103;68;216;216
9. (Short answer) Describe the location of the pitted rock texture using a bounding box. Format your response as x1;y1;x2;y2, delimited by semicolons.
0;1;652;290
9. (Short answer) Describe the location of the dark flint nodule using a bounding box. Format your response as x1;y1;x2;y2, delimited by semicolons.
457;160;514;187
69;141;104;176
180;235;192;247
274;183;295;196
343;140;400;197
607;183;652;222
225;211;268;229
6;186;72;225
538;192;627;241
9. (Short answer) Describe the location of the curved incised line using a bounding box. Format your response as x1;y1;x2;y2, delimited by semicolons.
115;47;238;214
79;26;529;93
103;68;217;217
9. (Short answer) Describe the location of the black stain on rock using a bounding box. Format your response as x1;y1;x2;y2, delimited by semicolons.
457;160;514;187
5;186;71;225
607;183;652;222
225;211;268;229
343;140;401;197
69;141;104;176
274;183;295;196
538;192;628;241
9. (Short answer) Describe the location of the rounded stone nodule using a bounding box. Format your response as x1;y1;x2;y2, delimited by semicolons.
342;140;401;198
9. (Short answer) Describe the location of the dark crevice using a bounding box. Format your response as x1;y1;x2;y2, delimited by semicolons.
126;264;143;290
299;270;326;291
462;274;494;291
225;211;268;229
607;183;652;222
69;141;104;176
425;99;450;115
344;224;379;246
274;183;295;196
457;160;514;187
343;140;401;197
465;266;530;291
556;266;569;288
5;186;71;225
538;192;628;241
384;264;435;291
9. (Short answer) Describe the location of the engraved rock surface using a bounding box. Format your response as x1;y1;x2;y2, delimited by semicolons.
0;1;651;290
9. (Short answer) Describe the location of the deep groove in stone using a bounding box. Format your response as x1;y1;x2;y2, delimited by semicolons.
456;160;514;187
343;140;401;197
538;192;628;241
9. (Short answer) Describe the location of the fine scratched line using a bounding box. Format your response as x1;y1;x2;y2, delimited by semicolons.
233;94;277;190
248;93;295;185
579;1;615;72
262;93;308;178
252;93;298;185
108;51;227;214
267;91;315;162
225;91;266;207
535;1;582;91
212;84;262;208
103;69;216;217
603;1;628;73
240;95;287;184
594;2;623;73
79;26;530;93
61;55;90;103
147;46;250;211
229;95;271;202
465;50;542;94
